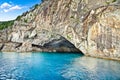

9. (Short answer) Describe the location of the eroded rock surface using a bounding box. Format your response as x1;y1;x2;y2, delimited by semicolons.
83;5;120;59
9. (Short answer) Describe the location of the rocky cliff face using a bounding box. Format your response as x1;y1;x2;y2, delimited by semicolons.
83;5;120;60
0;0;120;60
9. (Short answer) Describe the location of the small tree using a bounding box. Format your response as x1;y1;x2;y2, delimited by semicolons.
30;4;39;10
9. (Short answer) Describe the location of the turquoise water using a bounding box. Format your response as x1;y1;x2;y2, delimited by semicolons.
0;52;120;80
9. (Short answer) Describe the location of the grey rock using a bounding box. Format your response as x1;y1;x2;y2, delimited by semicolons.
0;0;120;60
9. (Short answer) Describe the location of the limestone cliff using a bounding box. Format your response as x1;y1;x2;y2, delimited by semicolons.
0;0;120;60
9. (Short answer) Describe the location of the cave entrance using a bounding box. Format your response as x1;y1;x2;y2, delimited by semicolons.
32;35;83;53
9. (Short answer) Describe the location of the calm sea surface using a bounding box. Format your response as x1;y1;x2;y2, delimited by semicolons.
0;52;120;80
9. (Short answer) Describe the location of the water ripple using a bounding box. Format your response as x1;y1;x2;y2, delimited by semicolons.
0;52;120;80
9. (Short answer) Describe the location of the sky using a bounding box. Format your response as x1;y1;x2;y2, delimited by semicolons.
0;0;41;21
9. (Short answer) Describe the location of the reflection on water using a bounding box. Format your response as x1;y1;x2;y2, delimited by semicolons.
62;56;120;80
0;52;120;80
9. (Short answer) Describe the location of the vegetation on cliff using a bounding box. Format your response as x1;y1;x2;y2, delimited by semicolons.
0;20;14;30
0;3;41;30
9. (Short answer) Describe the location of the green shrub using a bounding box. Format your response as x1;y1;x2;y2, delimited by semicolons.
16;15;21;21
24;19;28;23
67;35;71;40
0;20;14;30
70;16;74;19
112;0;117;3
106;0;117;5
30;4;39;10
